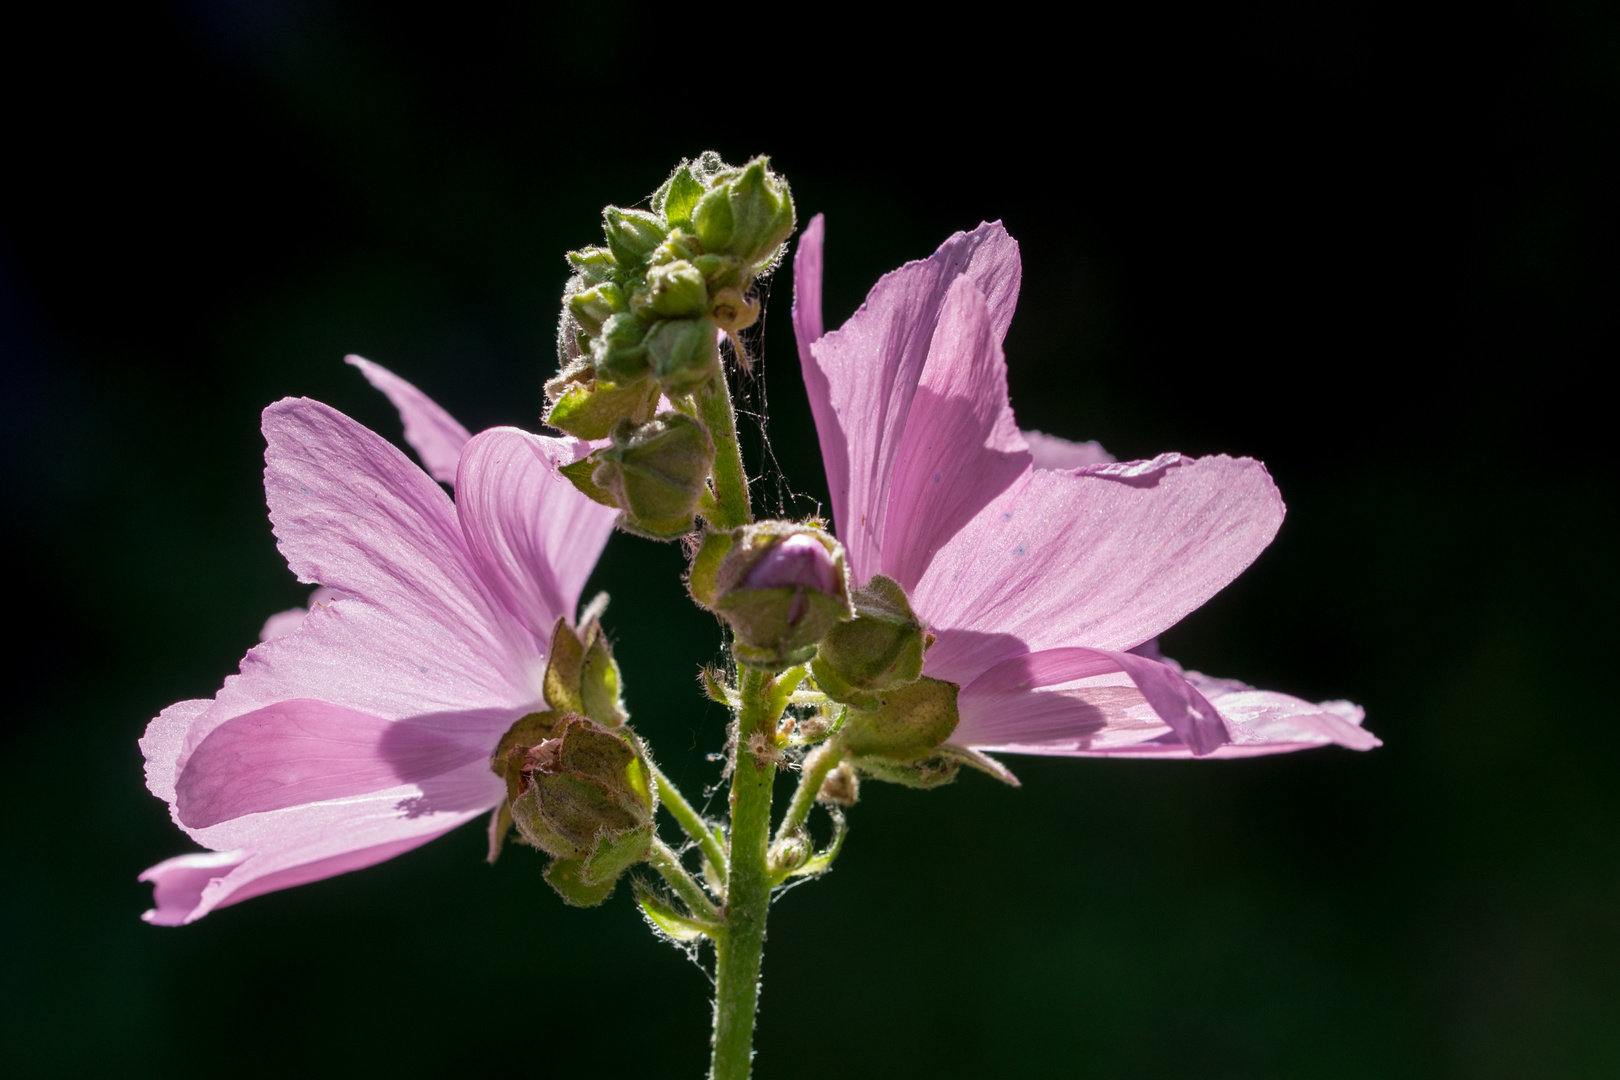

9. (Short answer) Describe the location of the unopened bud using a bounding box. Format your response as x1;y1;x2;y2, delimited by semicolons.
602;206;669;267
811;574;927;706
507;715;654;906
568;280;628;340
565;245;618;286
591;312;652;385
692;157;795;271
645;260;709;319
592;413;715;539
693;523;854;669
646;318;721;395
817;758;859;807
767;833;811;878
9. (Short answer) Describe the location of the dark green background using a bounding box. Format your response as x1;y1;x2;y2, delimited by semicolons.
3;4;1615;1076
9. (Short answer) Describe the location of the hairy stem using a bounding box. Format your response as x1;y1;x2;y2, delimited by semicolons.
651;761;728;881
698;371;751;530
774;742;844;843
646;838;722;923
711;667;782;1080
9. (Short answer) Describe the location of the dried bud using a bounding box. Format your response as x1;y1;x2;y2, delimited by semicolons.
707;286;760;333
811;574;926;707
544;371;659;442
690;522;854;669
507;715;654;906
602;206;669;267
645;318;721;395
592;413;715;539
817;758;860;807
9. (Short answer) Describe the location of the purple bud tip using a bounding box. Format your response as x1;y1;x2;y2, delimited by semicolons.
744;534;835;594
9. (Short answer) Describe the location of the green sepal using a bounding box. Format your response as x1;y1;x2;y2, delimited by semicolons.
838;676;959;761
634;879;719;942
602;206;669;267
654;165;706;232
686;528;737;609
583;821;653;884
544;856;618;907
853;754;960;789
936;743;1021;787
692;184;735;256
699;665;733;706
485;802;514;864
544;620;588;715
580;626;628;728
544;378;658;441
559;456;617;507
591;312;653;385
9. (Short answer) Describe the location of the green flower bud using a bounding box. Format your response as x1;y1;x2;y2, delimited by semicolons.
506;715;655;906
568;280;629;339
692;522;855;669
692;157;795;270
811;574;927;706
839;676;959;762
602;206;669;267
692;253;743;292
566;245;618;287
646;318;721;396
591;312;652;385
645;260;709;319
592;413;715;539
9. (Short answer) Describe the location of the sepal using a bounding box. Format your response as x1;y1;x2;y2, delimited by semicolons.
591;413;716;539
811;574;926;706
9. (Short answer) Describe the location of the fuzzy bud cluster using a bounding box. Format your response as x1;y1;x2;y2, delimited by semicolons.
546;152;795;443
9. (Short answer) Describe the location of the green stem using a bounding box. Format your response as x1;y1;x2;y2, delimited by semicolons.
698;372;752;529
651;761;728;880
774;742;843;843
711;667;781;1080
646;838;722;923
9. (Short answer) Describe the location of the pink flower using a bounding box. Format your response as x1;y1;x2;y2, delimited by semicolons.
139;361;617;924
792;216;1375;759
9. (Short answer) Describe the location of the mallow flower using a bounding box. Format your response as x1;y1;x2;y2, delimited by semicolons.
139;360;618;924
792;216;1376;759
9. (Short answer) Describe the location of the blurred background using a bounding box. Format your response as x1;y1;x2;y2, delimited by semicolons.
2;3;1615;1076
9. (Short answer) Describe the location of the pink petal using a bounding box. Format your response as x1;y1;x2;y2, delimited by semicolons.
139;850;248;926
177;399;549;771
258;586;352;642
881;276;1030;592
258;607;308;643
454;428;616;639
175;698;491;829
1022;430;1114;470
956;647;1229;756
916;453;1285;686
798;220;1022;581
955;648;1375;759
346;355;472;485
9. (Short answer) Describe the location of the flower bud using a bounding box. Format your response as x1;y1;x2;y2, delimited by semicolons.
645;260;709;319
590;311;652;385
565;245;618;287
602;206;669;267
818;758;859;806
645;318;721;395
692;157;795;271
567;280;628;339
592;413;715;539
839;676;959;762
691;523;854;669
811;574;927;707
507;715;654;906
767;833;811;878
